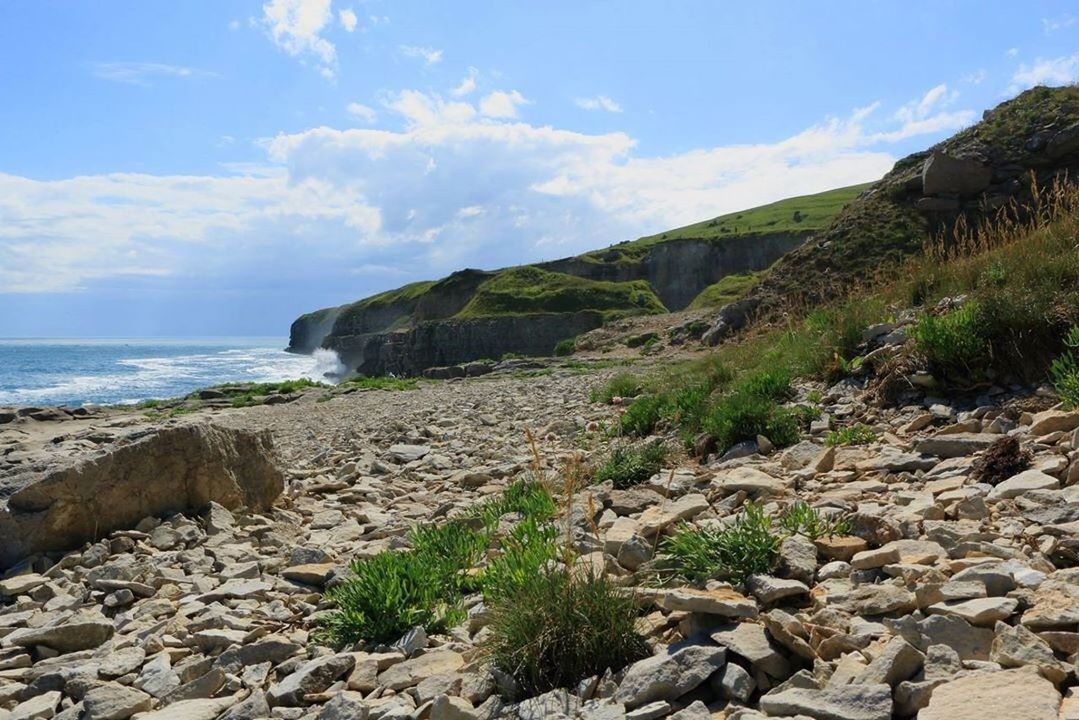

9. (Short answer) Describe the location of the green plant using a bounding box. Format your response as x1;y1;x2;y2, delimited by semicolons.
345;376;420;391
486;568;649;699
911;302;988;378
591;373;642;404
777;502;851;540
737;368;792;401
593;442;667;489
318;549;465;646
1050;326;1079;409
825;423;877;447
704;391;800;451
806;389;823;404
554;338;576;357
618;394;667;437
472;479;556;530
662;502;781;584
482;516;559;602
409;522;488;594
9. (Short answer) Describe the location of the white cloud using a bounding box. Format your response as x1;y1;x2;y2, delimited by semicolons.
1009;52;1079;92
228;19;241;31
92;62;214;86
962;69;987;85
399;45;442;65
575;95;623;113
451;67;479;97
1007;47;1019;57
346;102;378;123
261;0;336;76
339;8;358;32
1043;14;1076;33
479;90;529;118
0;84;974;295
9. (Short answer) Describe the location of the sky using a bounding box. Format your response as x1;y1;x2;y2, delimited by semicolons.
1;1;1078;337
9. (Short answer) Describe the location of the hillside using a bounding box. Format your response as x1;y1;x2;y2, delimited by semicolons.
703;85;1079;342
289;185;862;375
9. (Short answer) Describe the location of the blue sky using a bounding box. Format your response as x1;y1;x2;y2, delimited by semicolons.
1;1;1078;337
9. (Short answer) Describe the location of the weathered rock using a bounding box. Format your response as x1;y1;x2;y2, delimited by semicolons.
2;618;114;654
377;650;464;691
920;668;1060;720
82;684;153;720
760;683;892;720
1028;409;1079;435
851;637;923;687
656;587;758;618
914;433;999;458
268;653;357;707
711;622;790;679
987;469;1059;500
614;645;726;709
0;423;283;569
921;152;992;196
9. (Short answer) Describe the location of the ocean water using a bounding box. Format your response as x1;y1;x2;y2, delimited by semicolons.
0;338;344;408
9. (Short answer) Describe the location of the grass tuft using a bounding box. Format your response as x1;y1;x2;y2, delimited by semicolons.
593;442;667;489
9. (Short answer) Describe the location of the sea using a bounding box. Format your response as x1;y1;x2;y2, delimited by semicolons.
0;338;344;408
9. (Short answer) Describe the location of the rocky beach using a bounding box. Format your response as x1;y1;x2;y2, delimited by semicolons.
1;346;1077;719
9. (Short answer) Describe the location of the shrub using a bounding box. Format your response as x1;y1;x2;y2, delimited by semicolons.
345;376;419;391
486;568;649;699
409;522;488;593
591;373;642;404
482;516;559;602
594;442;667;489
473;478;556;530
619;394;667;437
971;435;1032;485
737;367;792;401
553;338;576;357
911;302;988;379
825;423;877;447
1050;326;1079;409
704;392;800;451
318;549;464;646
778;502;851;540
663;502;781;584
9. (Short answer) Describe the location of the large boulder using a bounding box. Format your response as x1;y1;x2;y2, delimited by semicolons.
921;152;992;197
0;422;283;569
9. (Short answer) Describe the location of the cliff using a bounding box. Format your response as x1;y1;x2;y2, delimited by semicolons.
288;185;862;376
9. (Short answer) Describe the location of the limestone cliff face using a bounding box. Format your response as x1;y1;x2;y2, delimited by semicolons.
288;233;808;376
325;312;605;377
539;234;806;311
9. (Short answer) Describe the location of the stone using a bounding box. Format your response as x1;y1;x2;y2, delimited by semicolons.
760;683;892;720
134;696;241;720
746;574;809;604
281;563;335;587
886;614;995;661
712;662;755;702
614;645;726;709
927;597;1019;626
268;653;357;707
669;701;710;719
376;650;464;691
638;494;710;535
135;653;181;699
844;584;916;616
516;688;579;719
712;467;787;497
851;637;923;687
318;691;370;720
815;536;867;562
2;618;114;653
657;587;758;618
914;433;999;458
920;668;1060;720
990;622;1068;684
1028;409;1079;435
987;469;1059;500
387;444;429;463
0;423;283;570
850;546;900;570
1022;581;1079;629
429;695;476;720
710;622;790;679
82;684;153;720
921;151;992;196
0;574;48;597
778;536;817;584
9;691;61;720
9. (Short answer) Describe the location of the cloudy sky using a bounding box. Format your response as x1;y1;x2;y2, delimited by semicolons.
1;1;1078;336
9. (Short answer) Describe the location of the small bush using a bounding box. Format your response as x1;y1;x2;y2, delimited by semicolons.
473;479;556;530
971;435;1032;485
318;549;463;646
619;394;667;437
594;442;667;489
911;302;988;378
591;373;642;404
663;502;781;584
553;338;576;357
704;392;800;451
777;502;851;540
737;367;792;401
1050;326;1079;409
486;568;649;699
482;516;559;602
346;376;419;391
825;423;877;446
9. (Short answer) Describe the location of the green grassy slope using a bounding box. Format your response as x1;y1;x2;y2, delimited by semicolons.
583;184;870;263
457;266;667;319
687;271;764;310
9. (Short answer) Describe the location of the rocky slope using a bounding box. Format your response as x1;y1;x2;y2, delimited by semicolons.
288;187;863;376
1;361;1077;719
704;85;1079;343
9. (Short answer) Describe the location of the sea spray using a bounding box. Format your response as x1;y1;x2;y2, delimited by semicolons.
307;348;347;382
